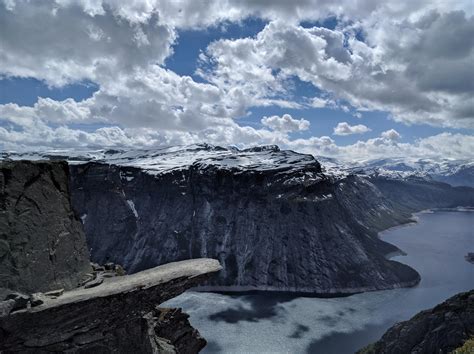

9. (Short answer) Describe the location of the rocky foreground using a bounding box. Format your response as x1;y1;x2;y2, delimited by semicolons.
358;289;474;354
0;160;221;353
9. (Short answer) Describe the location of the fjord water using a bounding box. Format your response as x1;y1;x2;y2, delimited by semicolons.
164;210;473;353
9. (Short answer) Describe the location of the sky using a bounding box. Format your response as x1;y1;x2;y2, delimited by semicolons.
0;0;473;161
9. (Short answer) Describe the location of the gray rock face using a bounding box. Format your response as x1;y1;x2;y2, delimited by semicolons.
67;146;473;294
148;307;207;354
0;258;222;353
0;160;91;296
358;289;474;354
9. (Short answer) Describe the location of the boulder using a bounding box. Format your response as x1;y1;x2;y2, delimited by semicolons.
4;292;29;311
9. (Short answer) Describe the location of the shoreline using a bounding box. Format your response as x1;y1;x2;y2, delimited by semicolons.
192;207;472;297
191;212;422;297
191;276;421;297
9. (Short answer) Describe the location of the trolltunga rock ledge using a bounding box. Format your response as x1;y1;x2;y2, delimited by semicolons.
0;258;222;353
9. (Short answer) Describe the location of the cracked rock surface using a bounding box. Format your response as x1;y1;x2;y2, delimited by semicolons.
0;160;91;297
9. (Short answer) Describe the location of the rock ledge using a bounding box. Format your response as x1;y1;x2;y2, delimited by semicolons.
0;258;222;352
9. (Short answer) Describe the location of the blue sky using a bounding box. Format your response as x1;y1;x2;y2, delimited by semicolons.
0;1;472;159
1;19;466;144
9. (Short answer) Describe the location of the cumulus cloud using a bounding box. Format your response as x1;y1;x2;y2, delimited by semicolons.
381;129;401;141
0;1;176;86
333;122;371;136
0;0;472;160
287;132;474;162
261;114;310;132
199;10;474;129
310;97;329;108
197;21;353;112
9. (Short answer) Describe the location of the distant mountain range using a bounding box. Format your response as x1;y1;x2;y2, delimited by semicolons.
3;144;472;187
317;156;474;188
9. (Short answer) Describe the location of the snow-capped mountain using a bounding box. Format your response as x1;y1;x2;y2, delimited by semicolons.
1;144;319;175
336;157;474;187
2;144;472;187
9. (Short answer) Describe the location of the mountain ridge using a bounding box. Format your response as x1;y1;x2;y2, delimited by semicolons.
2;145;473;294
3;144;472;187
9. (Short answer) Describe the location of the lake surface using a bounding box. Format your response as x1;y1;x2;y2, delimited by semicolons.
164;210;474;353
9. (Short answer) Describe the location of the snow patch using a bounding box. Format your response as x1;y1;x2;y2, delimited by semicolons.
127;200;138;218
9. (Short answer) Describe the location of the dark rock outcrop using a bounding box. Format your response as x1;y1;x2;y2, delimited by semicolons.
358;289;474;354
0;160;91;297
151;307;207;353
0;258;222;353
466;253;474;264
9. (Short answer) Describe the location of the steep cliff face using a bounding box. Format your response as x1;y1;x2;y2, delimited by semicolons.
0;160;91;296
66;145;474;294
358;290;474;354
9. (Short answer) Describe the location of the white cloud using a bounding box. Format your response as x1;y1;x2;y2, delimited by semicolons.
198;11;474;129
333;122;371;136
286;132;474;162
0;0;472;160
0;1;176;86
310;97;329;108
381;129;401;141
261;114;310;133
